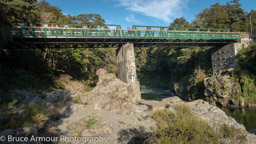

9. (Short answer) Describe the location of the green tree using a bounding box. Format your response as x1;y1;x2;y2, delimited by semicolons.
193;3;229;29
0;6;11;49
170;17;191;27
225;0;248;31
248;10;256;34
193;0;248;31
0;0;39;25
36;0;69;23
69;14;105;25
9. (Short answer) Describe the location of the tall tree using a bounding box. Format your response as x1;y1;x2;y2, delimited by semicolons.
0;0;39;25
249;10;256;34
193;3;229;29
192;0;248;31
225;0;248;31
36;0;69;23
170;17;191;27
0;7;11;49
69;14;105;25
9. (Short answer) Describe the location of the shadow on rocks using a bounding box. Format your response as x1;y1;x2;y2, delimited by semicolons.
118;127;156;144
0;89;75;143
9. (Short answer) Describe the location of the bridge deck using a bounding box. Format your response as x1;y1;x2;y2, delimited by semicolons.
12;24;241;40
9;24;241;47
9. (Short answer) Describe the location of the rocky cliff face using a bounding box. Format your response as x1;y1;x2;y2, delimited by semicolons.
204;68;256;108
204;69;242;107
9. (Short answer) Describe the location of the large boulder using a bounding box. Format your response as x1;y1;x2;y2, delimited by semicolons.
186;100;245;131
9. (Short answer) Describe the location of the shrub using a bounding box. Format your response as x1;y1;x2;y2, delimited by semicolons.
150;105;218;144
22;103;54;128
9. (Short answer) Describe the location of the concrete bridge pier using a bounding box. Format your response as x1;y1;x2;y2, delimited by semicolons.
116;43;141;100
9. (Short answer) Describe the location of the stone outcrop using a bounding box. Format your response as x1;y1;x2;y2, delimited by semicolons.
204;68;242;107
81;68;141;114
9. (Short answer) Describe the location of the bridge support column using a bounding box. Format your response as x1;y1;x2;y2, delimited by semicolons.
211;43;241;72
117;43;141;100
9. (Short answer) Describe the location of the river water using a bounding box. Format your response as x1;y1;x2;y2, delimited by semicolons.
140;86;256;131
140;86;175;101
222;108;256;131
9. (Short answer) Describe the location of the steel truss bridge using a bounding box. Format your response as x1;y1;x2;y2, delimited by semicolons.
9;23;241;48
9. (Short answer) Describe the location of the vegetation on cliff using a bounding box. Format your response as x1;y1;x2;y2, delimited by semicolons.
203;44;256;107
235;44;256;103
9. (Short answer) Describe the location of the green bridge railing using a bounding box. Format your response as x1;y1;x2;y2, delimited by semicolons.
11;23;241;40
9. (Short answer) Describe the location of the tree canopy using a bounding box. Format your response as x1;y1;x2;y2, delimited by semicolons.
190;0;250;32
0;0;39;25
170;17;191;28
168;0;255;33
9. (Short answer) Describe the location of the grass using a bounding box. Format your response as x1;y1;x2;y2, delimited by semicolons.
150;105;248;144
219;124;247;143
54;80;65;89
85;118;97;129
83;85;93;92
72;94;88;105
124;94;130;99
219;124;236;138
21;103;54;128
111;93;119;99
0;102;55;131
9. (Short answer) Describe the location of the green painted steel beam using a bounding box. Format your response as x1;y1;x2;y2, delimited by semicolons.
11;23;241;41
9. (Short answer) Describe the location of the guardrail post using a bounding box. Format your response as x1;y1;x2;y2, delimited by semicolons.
56;28;58;38
44;28;47;38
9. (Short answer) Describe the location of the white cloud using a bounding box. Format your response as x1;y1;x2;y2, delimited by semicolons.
125;14;142;24
116;0;188;23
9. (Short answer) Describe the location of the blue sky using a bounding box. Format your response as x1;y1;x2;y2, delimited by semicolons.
45;0;255;28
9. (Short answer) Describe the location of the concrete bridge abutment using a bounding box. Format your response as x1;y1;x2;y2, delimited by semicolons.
211;43;239;72
212;34;253;72
116;43;141;100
